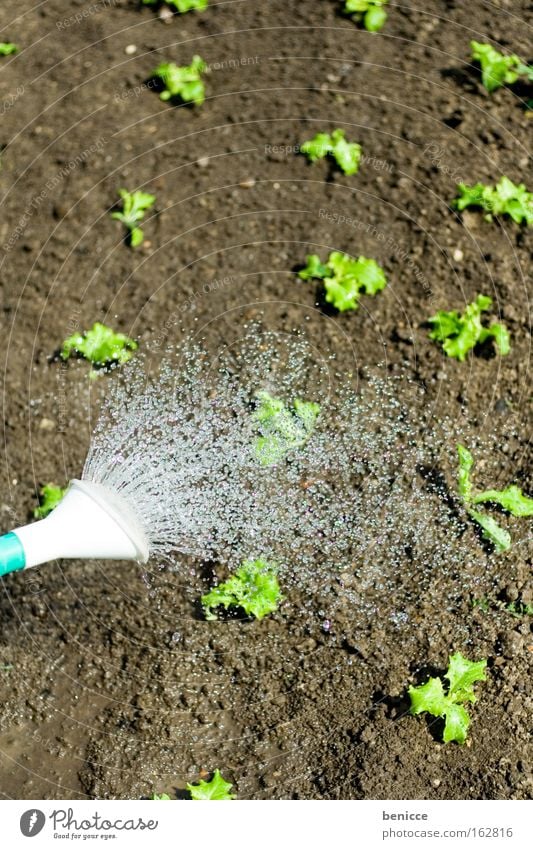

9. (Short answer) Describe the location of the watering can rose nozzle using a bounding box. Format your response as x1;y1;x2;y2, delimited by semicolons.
0;480;149;577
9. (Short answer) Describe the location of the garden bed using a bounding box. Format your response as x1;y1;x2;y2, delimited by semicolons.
0;0;531;799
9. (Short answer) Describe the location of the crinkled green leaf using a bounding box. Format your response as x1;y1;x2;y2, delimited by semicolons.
253;391;320;465
143;0;207;10
187;769;234;800
61;322;138;371
299;250;387;312
517;62;533;82
409;677;447;717
445;653;487;703
457;444;474;504
0;43;18;56
409;652;486;744
429;295;510;360
298;254;332;281
150;793;171;800
472;485;533;517
468;508;511;552
300;132;334;163
454;176;533;227
153;57;207;105
301;129;362;175
202;559;283;621
457;446;526;553
470;41;522;92
329;129;362;175
111;189;155;247
344;0;388;31
478;322;511;356
442;703;471;744
364;6;387;31
34;484;66;519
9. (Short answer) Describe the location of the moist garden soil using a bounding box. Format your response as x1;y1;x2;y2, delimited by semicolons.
0;0;531;800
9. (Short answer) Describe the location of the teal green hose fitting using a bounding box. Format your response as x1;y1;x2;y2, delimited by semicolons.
0;532;26;577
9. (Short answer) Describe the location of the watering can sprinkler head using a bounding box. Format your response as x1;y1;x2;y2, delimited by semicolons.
0;480;149;578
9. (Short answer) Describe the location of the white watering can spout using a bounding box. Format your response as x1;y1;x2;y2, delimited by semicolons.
0;480;149;578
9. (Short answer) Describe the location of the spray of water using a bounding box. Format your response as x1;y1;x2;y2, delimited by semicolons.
81;326;499;629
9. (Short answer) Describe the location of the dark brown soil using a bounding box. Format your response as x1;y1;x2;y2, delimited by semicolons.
0;0;531;800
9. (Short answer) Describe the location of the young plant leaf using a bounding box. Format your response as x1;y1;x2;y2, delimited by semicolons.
61;322;138;373
298;254;332;281
253;391;320;465
457;444;474;504
150;793;171;800
34;484;66;519
202;559;283;621
187;769;234;800
344;0;388;32
0;43;18;56
111;189;156;247
299;251;387;313
153;56;207;105
428;295;510;361
472;485;533;517
301;129;362;175
470;41;522;91
409;653;487;744
467;508;511;553
454;176;533;227
143;0;207;11
445;653;488;703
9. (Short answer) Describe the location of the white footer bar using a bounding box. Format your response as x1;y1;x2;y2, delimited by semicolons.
2;799;531;848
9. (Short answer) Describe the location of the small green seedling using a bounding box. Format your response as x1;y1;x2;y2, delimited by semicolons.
299;251;387;313
428;294;510;361
343;0;388;32
454;176;533;227
187;770;234;800
457;444;533;552
0;43;18;56
143;0;207;11
409;653;487;744
61;322;138;375
153;56;207;105
34;484;66;519
470;41;533;92
150;793;171;800
202;559;282;620
253;390;320;465
300;129;362;175
111;189;156;248
472;596;533;618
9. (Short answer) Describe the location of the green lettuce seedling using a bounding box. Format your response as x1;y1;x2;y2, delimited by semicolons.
61;322;138;374
253;391;320;465
153;56;207;105
0;43;18;56
454;176;533;227
143;0;207;11
150;793;171;800
299;250;387;313
187;770;234;800
34;484;66;519
428;294;510;361
202;559;282;621
409;653;487;744
457;444;533;552
300;129;362;175
111;189;155;248
470;41;533;92
344;0;388;32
